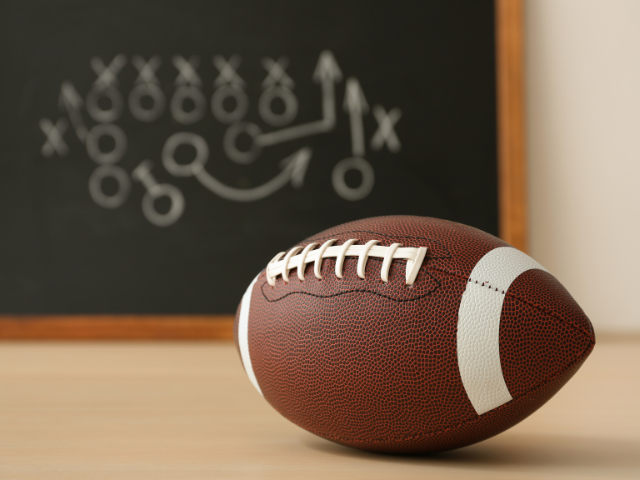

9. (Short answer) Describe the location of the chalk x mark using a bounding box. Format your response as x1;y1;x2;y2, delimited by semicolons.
132;56;162;84
213;55;245;88
262;57;294;89
40;118;68;157
173;55;202;86
371;105;402;153
91;55;126;87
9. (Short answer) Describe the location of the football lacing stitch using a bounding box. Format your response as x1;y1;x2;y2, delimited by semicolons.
266;239;428;286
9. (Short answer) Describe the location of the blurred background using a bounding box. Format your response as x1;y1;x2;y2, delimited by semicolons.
0;1;500;319
527;0;640;334
0;0;637;335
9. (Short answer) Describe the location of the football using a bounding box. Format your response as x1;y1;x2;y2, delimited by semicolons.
234;216;595;453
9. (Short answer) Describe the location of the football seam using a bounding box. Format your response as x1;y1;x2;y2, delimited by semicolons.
260;265;592;340
302;340;594;446
431;266;594;339
260;268;442;303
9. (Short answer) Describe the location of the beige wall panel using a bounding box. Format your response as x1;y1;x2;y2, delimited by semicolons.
526;0;640;332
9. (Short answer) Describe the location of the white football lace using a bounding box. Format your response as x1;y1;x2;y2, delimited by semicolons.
266;239;428;286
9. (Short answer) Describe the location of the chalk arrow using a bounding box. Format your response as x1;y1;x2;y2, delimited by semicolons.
58;81;88;143
313;50;343;126
313;50;343;83
343;77;369;157
257;51;343;147
195;147;312;202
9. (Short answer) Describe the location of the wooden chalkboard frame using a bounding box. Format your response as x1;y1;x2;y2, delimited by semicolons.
0;0;526;340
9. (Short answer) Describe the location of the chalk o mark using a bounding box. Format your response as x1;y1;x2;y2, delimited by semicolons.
129;83;166;122
223;122;262;164
86;85;124;123
259;86;298;127
88;164;130;208
211;85;248;124
170;86;206;125
162;132;209;177
142;184;185;227
332;157;374;201
86;123;127;164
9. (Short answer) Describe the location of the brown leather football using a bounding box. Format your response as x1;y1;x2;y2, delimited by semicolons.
234;216;595;453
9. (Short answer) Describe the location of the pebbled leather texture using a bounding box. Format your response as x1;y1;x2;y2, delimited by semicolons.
234;216;596;454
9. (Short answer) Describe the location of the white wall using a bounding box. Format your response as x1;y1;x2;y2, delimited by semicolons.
526;0;640;333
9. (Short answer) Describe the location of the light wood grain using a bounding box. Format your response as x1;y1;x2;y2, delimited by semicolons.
496;0;528;252
0;338;638;479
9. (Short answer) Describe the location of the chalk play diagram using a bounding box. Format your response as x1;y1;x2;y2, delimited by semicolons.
39;51;402;227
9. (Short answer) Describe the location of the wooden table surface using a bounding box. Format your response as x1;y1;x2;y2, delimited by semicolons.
1;338;638;479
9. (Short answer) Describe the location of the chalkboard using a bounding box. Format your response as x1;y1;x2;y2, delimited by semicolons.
0;0;526;335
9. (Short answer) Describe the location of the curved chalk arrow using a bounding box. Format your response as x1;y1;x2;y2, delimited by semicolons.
194;147;312;202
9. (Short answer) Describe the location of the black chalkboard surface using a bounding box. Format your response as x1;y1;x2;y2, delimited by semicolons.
0;0;499;316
